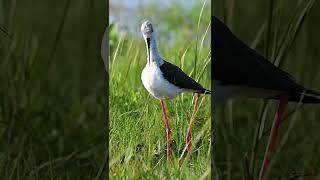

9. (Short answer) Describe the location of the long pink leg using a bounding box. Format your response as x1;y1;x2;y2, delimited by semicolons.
258;95;289;180
185;93;201;153
160;100;171;160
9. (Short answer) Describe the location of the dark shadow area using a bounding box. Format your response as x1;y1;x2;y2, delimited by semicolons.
0;0;107;178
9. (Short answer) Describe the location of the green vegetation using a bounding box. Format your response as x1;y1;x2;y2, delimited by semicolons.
109;1;211;179
214;0;320;179
0;1;107;179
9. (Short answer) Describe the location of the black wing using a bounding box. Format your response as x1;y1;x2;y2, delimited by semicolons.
213;16;320;103
213;16;305;92
160;60;210;94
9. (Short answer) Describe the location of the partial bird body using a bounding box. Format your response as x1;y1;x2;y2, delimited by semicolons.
101;27;108;71
213;16;320;107
213;16;320;180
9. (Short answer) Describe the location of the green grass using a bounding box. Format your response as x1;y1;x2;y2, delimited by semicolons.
0;1;107;179
109;1;211;179
213;0;320;179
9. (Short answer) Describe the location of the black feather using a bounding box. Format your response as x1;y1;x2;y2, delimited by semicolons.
160;60;211;94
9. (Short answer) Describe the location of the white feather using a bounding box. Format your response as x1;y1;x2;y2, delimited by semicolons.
141;63;183;100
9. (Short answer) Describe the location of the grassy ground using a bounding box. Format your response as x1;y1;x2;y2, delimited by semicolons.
109;1;211;179
213;0;320;179
0;1;107;179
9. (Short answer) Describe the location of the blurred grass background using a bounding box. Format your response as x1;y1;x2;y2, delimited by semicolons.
0;0;107;179
109;0;211;179
213;0;320;179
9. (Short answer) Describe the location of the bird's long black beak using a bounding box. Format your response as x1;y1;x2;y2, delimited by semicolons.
147;37;151;64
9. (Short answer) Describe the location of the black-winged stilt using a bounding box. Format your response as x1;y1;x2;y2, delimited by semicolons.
140;20;211;160
213;16;320;179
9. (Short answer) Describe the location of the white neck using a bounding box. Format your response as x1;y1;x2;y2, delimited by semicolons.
145;36;163;66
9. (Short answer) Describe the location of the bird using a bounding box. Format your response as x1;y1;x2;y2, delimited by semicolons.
140;20;211;160
213;16;320;180
101;27;108;72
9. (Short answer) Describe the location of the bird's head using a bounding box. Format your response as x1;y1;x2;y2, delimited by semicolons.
141;20;154;39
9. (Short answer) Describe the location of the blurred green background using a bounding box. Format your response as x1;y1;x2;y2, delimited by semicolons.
213;0;320;179
0;0;107;179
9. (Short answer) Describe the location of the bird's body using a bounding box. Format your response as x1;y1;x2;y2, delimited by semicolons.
141;62;183;99
142;60;210;100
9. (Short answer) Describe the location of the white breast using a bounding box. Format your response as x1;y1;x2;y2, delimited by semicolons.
213;80;283;108
213;80;233;107
141;64;183;100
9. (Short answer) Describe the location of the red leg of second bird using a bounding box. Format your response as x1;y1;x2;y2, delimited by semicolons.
185;93;201;153
160;100;171;160
258;95;289;180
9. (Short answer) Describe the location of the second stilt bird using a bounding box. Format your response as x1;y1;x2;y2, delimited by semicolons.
213;16;320;180
140;20;211;160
